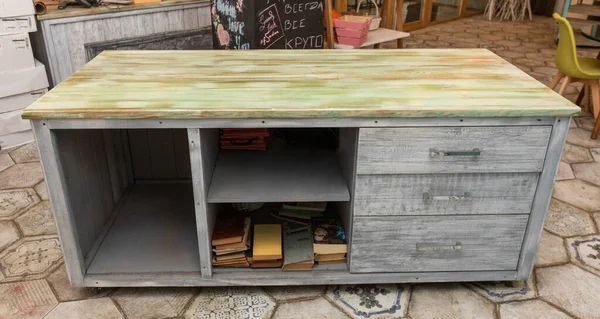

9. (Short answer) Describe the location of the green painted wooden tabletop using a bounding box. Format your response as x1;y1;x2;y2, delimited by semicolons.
22;49;580;120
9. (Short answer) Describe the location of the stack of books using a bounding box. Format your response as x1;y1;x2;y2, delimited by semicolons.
312;218;347;265
249;224;283;268
212;213;251;268
283;226;314;271
273;203;327;225
220;128;270;150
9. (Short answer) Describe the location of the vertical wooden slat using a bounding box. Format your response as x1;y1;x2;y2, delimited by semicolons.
325;0;335;49
173;129;192;179
49;23;74;85
188;128;219;277
517;117;570;278
147;129;177;179
182;8;201;30
32;120;86;285
128;129;153;180
167;9;186;32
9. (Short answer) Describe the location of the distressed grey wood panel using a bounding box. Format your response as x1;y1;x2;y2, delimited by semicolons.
32;121;86;285
103;130;131;202
357;126;552;174
354;173;539;216
173;129;192;178
83;269;518;287
188;128;219;277
48;23;73;85
207;149;350;203
128;129;153;180
87;183;200;274
147;129;178;179
337;128;359;266
350;215;528;273
518;117;570;278
40;4;211;85
55;129;115;257
44;117;556;130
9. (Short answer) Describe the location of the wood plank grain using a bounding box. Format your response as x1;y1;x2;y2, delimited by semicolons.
357;126;552;174
337;128;359;266
48;23;74;85
517;117;570;278
21;50;581;120
350;215;528;273
147;129;177;179
354;173;539;216
54;129;115;258
127;129;153;180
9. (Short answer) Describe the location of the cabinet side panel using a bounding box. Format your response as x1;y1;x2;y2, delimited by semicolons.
517;116;570;278
54;129;116;258
188;128;220;277
337;128;358;266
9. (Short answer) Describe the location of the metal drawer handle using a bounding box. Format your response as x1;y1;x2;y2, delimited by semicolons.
429;148;481;157
416;241;463;251
423;192;472;201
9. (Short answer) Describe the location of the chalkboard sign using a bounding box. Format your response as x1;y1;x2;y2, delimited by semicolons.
210;0;324;49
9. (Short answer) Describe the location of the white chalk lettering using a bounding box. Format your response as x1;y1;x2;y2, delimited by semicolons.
284;1;323;14
283;18;306;31
285;35;323;49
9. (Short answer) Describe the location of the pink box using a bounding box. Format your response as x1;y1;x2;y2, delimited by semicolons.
337;35;368;47
334;15;371;31
336;27;368;39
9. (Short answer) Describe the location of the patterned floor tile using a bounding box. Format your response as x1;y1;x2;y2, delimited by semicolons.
0;279;58;319
47;265;112;302
537;264;600;319
0;236;62;282
566;128;600;149
575;116;595;132
535;231;568;267
325;284;410;319
408;283;494;319
0;153;13;173
556;162;574;181
273;297;349;319
566;235;600;277
265;285;325;302
44;298;124;319
544;199;595;237
0;163;44;190
553;180;600;212
0;189;39;220
0;221;20;251
466;277;536;302
499;300;573;319
14;201;57;236
112;287;197;319
573;162;600;187
184;287;275;319
8;143;39;164
33;182;48;201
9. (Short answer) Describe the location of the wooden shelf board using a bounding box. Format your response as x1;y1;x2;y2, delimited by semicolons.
569;4;600;17
207;149;350;203
334;28;411;49
86;183;201;275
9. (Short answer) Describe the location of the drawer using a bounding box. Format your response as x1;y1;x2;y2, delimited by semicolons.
354;173;539;216
357;126;551;174
350;215;528;273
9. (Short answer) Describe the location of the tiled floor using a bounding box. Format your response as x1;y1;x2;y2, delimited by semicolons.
1;15;600;319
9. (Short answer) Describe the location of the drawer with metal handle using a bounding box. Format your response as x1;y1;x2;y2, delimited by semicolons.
350;215;529;273
356;126;551;174
354;173;539;216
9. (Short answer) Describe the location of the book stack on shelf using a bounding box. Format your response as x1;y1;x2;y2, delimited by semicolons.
272;202;327;225
220;128;270;150
312;218;348;265
211;213;251;268
283;226;314;270
250;224;283;268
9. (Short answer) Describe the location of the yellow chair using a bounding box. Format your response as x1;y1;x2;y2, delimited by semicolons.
551;13;600;139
